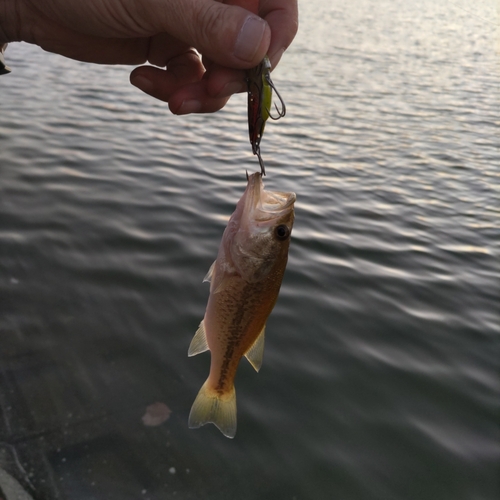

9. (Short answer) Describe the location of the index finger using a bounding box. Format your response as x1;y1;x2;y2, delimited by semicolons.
225;0;298;67
259;0;299;67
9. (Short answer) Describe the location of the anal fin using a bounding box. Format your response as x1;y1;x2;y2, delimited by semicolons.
188;320;209;357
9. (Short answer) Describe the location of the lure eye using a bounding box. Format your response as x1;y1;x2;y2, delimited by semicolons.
274;224;290;241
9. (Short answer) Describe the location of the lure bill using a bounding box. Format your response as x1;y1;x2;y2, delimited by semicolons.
246;56;286;175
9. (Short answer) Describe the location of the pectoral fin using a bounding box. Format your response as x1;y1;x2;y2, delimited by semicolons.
213;275;239;295
188;321;209;357
244;326;265;372
205;263;237;295
203;261;216;283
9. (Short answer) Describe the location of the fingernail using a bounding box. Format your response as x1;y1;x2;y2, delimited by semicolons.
177;100;202;115
131;74;153;93
216;81;246;98
234;16;267;62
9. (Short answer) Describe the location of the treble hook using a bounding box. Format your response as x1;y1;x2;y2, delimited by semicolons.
246;55;286;176
264;73;286;121
254;146;266;176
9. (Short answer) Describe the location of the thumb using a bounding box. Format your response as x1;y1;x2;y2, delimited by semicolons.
147;0;271;68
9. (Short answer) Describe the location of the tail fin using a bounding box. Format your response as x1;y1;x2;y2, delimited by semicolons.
188;380;237;438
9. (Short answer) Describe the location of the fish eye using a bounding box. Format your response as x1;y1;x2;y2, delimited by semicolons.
274;224;290;240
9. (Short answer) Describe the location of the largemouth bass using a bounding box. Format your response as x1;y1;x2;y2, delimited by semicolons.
188;172;296;438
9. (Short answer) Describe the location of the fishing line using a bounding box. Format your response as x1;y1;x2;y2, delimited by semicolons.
450;1;498;29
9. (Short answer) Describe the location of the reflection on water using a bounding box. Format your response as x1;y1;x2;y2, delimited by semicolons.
1;0;499;499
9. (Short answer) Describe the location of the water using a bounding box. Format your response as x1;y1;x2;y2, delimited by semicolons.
0;0;499;499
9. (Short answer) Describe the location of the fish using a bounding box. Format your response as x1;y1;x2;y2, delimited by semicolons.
246;56;286;175
188;172;296;438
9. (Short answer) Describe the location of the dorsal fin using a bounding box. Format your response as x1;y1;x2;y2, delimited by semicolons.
244;326;265;372
188;321;209;357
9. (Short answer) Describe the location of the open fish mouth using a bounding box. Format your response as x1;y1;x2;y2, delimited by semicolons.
245;172;296;222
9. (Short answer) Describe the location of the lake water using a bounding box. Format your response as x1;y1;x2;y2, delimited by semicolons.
0;1;499;499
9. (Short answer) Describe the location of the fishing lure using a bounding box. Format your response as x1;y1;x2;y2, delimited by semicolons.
0;43;11;75
246;56;286;175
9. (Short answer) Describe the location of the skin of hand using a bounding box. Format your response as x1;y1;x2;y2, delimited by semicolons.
0;0;298;114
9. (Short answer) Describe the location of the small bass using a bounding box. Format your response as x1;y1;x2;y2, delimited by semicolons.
188;172;296;438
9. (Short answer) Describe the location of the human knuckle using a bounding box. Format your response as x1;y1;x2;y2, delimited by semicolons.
195;3;226;46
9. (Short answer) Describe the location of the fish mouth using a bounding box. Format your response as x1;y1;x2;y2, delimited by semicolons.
244;172;296;222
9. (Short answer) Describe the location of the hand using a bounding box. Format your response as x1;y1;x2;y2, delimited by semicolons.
1;0;298;114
